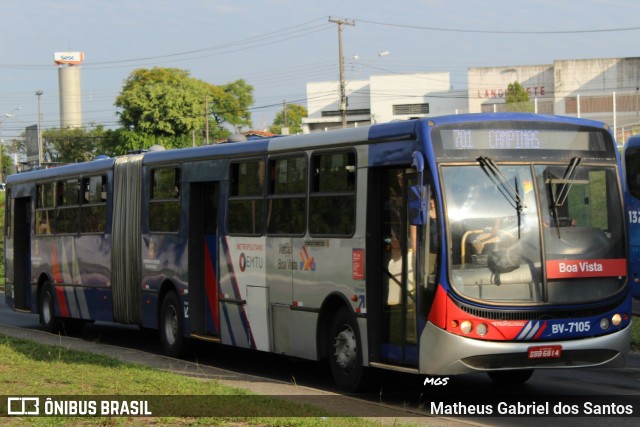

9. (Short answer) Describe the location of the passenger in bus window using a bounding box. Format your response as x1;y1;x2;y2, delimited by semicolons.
385;224;415;305
39;219;51;235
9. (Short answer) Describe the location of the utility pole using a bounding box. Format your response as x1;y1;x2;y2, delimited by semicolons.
280;100;290;135
35;90;43;167
329;17;355;128
204;94;209;145
283;100;288;128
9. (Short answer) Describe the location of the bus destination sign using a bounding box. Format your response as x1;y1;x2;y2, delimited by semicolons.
441;129;592;152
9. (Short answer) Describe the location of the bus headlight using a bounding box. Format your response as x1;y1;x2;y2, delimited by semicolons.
599;318;610;330
476;323;488;336
460;320;473;334
611;314;622;326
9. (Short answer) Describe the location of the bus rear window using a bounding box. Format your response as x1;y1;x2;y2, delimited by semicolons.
625;146;640;199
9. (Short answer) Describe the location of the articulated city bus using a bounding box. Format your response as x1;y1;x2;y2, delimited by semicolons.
4;113;632;390
623;134;640;299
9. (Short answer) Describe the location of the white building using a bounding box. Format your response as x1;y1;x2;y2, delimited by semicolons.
304;57;640;141
467;64;554;114
468;57;640;141
302;72;467;133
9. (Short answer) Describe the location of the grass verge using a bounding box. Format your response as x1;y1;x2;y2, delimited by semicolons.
0;334;404;427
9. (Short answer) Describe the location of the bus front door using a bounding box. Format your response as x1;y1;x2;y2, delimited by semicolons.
188;182;220;338
378;168;419;366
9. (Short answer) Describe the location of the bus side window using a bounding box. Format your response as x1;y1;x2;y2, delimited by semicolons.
56;179;80;234
35;182;54;235
81;175;107;234
149;168;181;233
267;156;307;235
228;159;264;236
309;150;356;236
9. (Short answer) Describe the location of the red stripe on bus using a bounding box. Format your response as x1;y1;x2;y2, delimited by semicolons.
55;286;69;318
204;242;220;332
51;241;64;284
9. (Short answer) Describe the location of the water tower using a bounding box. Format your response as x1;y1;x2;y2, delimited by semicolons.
54;52;84;128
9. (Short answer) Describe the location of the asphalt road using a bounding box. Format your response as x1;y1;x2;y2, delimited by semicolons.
1;292;639;426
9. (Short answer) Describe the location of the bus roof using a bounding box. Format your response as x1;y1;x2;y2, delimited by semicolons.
425;112;610;130
6;157;116;185
5;113;613;185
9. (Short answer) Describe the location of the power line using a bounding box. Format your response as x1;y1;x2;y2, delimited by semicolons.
355;17;640;34
0;19;332;71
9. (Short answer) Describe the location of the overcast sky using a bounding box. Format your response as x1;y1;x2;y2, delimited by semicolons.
1;0;639;139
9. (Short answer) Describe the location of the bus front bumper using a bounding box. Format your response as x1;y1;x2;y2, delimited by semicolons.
419;321;630;375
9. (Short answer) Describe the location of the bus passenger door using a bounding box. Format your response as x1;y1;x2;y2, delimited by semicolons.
371;168;419;366
188;182;220;338
12;197;31;310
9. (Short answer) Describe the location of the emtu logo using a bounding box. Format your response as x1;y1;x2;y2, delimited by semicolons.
299;247;316;271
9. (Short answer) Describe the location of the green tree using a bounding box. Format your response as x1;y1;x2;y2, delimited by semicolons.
211;79;254;135
0;147;13;182
115;67;254;149
269;104;308;135
505;81;534;112
43;127;97;163
41;125;124;163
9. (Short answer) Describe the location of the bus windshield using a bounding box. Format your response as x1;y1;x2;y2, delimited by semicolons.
441;162;625;305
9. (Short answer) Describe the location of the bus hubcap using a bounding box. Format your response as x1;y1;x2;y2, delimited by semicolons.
334;326;357;369
42;293;51;324
164;307;177;345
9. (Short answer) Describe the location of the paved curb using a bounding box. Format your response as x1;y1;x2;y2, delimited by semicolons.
0;323;479;426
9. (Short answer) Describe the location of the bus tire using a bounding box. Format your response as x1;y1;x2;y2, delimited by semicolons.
487;369;534;385
329;306;365;392
160;291;185;358
38;281;60;333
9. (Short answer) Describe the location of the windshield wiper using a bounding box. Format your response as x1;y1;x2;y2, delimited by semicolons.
552;157;582;208
477;156;525;237
546;156;585;236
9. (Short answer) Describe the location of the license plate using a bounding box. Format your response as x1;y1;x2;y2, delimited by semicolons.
528;345;562;359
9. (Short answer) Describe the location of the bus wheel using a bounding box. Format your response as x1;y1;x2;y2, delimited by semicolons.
487;369;534;385
329;307;365;392
38;281;59;333
160;291;184;358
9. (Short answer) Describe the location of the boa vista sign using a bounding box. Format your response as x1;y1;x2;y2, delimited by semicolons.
546;258;627;279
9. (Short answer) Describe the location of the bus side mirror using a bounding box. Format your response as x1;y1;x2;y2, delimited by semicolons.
410;151;427;225
409;184;427;226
